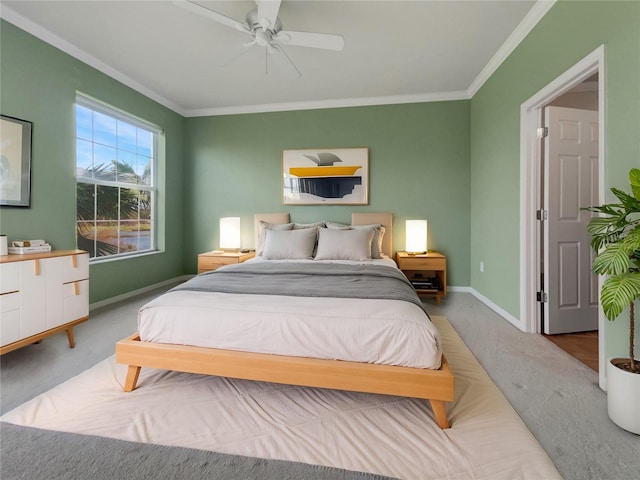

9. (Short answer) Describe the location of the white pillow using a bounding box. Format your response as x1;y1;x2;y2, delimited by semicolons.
325;222;385;258
256;221;293;256
314;228;373;261
262;228;317;260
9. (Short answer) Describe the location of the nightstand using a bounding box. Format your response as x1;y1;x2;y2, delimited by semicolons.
396;251;447;304
197;250;255;274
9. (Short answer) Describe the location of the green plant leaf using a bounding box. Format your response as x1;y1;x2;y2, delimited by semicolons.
612;187;640;211
587;216;628;251
623;225;640;252
584;203;624;216
630;168;640;200
600;273;640;321
593;243;631;275
586;216;625;237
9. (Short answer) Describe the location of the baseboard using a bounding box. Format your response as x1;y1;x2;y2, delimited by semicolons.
447;287;523;330
447;286;472;293
89;275;193;312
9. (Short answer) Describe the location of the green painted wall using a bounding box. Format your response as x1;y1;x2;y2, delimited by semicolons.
6;0;636;366
185;102;471;285
0;21;187;303
470;1;640;356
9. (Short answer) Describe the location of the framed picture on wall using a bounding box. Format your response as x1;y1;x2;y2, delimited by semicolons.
0;115;32;207
282;147;369;205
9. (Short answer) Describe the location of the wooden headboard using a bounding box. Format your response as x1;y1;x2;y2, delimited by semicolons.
352;212;393;257
253;212;393;257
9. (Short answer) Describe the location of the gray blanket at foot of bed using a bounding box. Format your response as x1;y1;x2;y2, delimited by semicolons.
173;262;424;310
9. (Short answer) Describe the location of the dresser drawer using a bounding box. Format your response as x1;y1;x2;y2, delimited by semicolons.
62;253;89;283
0;263;20;294
0;291;20;313
63;279;89;323
0;309;21;347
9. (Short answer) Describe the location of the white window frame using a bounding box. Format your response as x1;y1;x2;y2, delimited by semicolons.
75;93;161;261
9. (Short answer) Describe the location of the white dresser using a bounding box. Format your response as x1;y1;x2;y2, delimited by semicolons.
0;250;89;355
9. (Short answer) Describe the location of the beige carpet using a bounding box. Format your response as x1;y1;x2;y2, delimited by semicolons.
1;316;560;479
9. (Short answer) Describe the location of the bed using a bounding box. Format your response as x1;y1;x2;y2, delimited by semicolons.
115;212;454;429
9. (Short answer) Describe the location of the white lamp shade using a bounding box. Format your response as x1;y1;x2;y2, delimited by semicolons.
219;217;241;250
406;220;427;253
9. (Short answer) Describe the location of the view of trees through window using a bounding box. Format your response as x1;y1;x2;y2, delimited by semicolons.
75;100;156;259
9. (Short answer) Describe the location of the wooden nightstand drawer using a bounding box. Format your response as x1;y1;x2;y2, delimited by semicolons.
398;256;445;270
198;251;255;273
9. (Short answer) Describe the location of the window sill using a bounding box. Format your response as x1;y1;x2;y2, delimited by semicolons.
88;249;163;265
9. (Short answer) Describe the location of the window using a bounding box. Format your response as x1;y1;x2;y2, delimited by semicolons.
75;94;160;260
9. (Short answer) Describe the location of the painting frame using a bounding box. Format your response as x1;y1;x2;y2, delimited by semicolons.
282;147;369;205
0;115;32;208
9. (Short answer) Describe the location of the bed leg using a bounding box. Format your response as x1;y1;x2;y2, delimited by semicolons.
124;365;141;392
429;400;450;429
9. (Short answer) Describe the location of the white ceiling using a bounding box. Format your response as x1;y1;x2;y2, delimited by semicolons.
1;1;554;116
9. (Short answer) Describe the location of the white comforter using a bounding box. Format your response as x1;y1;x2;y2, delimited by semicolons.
138;258;442;369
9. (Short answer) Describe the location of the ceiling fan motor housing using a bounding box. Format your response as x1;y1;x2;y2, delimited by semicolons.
246;8;282;34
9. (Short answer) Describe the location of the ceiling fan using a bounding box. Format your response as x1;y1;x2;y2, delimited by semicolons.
175;0;345;78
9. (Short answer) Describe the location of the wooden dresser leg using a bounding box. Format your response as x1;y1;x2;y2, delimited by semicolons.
124;365;142;392
429;400;450;429
66;328;75;348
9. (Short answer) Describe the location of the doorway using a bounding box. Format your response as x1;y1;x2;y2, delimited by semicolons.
520;45;606;388
539;82;600;370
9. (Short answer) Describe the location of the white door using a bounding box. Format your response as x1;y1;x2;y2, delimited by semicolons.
544;106;599;334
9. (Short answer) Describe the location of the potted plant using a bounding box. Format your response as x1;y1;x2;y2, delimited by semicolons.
585;167;640;435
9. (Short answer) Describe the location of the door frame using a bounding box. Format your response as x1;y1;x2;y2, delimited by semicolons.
519;45;606;389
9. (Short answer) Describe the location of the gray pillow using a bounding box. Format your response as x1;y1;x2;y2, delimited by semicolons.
325;222;385;258
292;221;326;230
262;228;317;260
314;228;373;261
256;221;293;256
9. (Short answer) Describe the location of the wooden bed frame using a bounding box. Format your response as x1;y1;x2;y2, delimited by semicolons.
115;212;455;429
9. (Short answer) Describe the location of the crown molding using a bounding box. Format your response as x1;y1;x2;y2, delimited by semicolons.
184;90;470;117
0;5;187;116
467;0;557;97
2;1;555;118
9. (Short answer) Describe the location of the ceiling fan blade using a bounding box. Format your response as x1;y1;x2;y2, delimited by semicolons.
174;1;251;34
256;0;282;30
217;42;256;68
269;44;301;78
275;30;344;51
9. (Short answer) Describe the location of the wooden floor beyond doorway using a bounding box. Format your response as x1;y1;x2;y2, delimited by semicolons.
544;331;598;372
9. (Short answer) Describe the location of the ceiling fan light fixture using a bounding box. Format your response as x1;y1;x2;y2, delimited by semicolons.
255;29;271;47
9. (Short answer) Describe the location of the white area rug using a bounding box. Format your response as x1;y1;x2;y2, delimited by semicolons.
1;316;560;479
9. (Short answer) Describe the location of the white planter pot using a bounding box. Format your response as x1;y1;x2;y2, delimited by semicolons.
607;357;640;435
